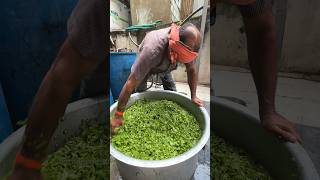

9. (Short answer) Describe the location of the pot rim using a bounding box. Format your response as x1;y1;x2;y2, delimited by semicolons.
110;90;210;168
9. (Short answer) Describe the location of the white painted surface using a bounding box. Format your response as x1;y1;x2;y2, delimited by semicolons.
110;0;130;30
170;0;181;22
193;0;205;17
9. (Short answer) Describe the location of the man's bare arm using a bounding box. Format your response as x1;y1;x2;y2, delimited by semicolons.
116;74;139;112
185;62;197;98
185;62;203;106
243;7;301;143
111;73;141;131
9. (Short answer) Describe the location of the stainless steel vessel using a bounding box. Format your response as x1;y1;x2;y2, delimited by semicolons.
110;90;210;180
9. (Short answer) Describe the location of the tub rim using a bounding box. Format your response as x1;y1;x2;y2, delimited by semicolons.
212;96;320;180
110;90;210;168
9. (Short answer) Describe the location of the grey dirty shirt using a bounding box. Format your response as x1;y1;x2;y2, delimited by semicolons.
131;27;180;82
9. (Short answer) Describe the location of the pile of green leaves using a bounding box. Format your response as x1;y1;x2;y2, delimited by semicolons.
211;133;273;180
112;100;202;160
41;125;108;180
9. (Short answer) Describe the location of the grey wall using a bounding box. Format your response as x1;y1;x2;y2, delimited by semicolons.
213;1;320;74
280;0;320;74
212;4;248;68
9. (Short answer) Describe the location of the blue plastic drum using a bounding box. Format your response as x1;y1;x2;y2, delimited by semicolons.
109;89;114;105
110;52;136;100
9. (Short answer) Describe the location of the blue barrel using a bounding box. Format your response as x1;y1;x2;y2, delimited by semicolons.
0;83;12;143
0;0;77;127
109;89;114;105
110;52;136;100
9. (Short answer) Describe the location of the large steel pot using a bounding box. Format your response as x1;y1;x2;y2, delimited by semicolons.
110;90;210;180
0;97;108;179
212;96;319;180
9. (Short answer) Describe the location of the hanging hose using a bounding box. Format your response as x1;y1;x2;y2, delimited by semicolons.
128;32;139;47
110;36;115;46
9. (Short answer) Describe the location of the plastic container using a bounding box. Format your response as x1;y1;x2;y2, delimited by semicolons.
110;52;136;100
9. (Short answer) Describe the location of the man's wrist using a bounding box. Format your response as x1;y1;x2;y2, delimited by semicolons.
259;106;276;120
115;110;124;117
15;152;42;170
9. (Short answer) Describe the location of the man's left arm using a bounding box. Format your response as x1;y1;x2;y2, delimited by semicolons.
242;1;301;143
185;61;203;106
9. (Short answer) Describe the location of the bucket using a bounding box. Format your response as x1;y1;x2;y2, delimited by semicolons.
110;90;210;180
0;97;108;178
110;52;136;100
211;96;320;180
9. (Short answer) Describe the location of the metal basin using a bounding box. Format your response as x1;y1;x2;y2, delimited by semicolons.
212;96;319;180
110;90;210;180
0;97;108;179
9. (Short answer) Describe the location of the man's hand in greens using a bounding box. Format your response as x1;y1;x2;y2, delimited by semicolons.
111;114;124;134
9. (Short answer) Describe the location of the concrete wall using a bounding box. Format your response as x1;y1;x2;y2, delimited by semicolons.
212;4;248;68
280;0;320;74
130;0;171;25
212;1;320;74
110;0;130;30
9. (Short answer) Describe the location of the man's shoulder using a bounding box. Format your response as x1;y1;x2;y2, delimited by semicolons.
145;27;170;39
143;27;170;49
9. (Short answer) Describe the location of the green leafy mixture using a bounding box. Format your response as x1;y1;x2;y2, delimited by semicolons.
41;125;108;180
211;133;273;180
112;100;202;160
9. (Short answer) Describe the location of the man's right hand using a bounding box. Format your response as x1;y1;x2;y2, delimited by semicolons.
7;165;43;180
261;111;302;143
111;114;124;134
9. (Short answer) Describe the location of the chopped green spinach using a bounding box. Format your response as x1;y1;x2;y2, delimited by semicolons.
211;133;273;180
112;100;202;160
41;125;108;180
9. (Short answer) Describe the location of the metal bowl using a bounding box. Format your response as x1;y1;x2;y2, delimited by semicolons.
212;96;319;180
0;97;108;178
110;90;210;180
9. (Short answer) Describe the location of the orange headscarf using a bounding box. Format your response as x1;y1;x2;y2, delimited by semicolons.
168;23;198;64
